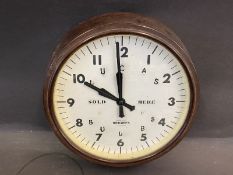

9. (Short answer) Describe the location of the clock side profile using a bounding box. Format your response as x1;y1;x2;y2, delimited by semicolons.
43;13;199;167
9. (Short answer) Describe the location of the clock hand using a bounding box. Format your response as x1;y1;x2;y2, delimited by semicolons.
116;42;123;99
84;82;118;101
116;42;124;117
84;81;135;111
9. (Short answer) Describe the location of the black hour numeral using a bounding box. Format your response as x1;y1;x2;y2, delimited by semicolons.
163;73;171;83
117;139;124;146
73;74;85;83
96;133;102;141
140;133;147;141
154;73;171;85
158;118;166;126
168;97;176;106
76;118;83;127
147;55;151;65
121;47;128;57
67;98;75;107
93;55;102;65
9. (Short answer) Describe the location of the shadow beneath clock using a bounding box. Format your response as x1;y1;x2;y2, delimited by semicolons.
14;151;166;175
16;153;84;175
3;129;232;175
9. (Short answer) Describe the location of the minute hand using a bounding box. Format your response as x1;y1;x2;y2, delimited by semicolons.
84;82;135;111
116;42;123;99
116;42;124;117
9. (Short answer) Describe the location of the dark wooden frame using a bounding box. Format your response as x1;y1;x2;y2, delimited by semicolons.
43;12;199;167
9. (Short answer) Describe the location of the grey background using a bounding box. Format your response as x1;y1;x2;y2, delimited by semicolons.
0;0;233;175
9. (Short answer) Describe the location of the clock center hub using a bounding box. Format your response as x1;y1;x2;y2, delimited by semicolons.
117;98;125;105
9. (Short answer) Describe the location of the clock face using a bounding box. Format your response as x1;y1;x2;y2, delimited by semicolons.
52;34;191;162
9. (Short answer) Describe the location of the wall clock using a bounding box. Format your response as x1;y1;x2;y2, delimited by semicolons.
43;12;199;167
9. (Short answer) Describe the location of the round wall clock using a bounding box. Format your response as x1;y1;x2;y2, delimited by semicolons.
43;12;199;167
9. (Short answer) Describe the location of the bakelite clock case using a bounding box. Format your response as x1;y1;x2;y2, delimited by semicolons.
43;12;199;167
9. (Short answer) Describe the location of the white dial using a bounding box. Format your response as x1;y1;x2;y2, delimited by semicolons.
52;34;190;161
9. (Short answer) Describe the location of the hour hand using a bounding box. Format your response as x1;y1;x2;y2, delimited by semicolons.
84;82;118;101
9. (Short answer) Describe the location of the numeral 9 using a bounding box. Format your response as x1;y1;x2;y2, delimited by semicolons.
67;98;75;107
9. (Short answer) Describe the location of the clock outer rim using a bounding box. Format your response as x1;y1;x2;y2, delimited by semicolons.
43;12;199;167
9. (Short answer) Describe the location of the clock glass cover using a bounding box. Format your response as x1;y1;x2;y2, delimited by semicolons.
52;34;191;162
